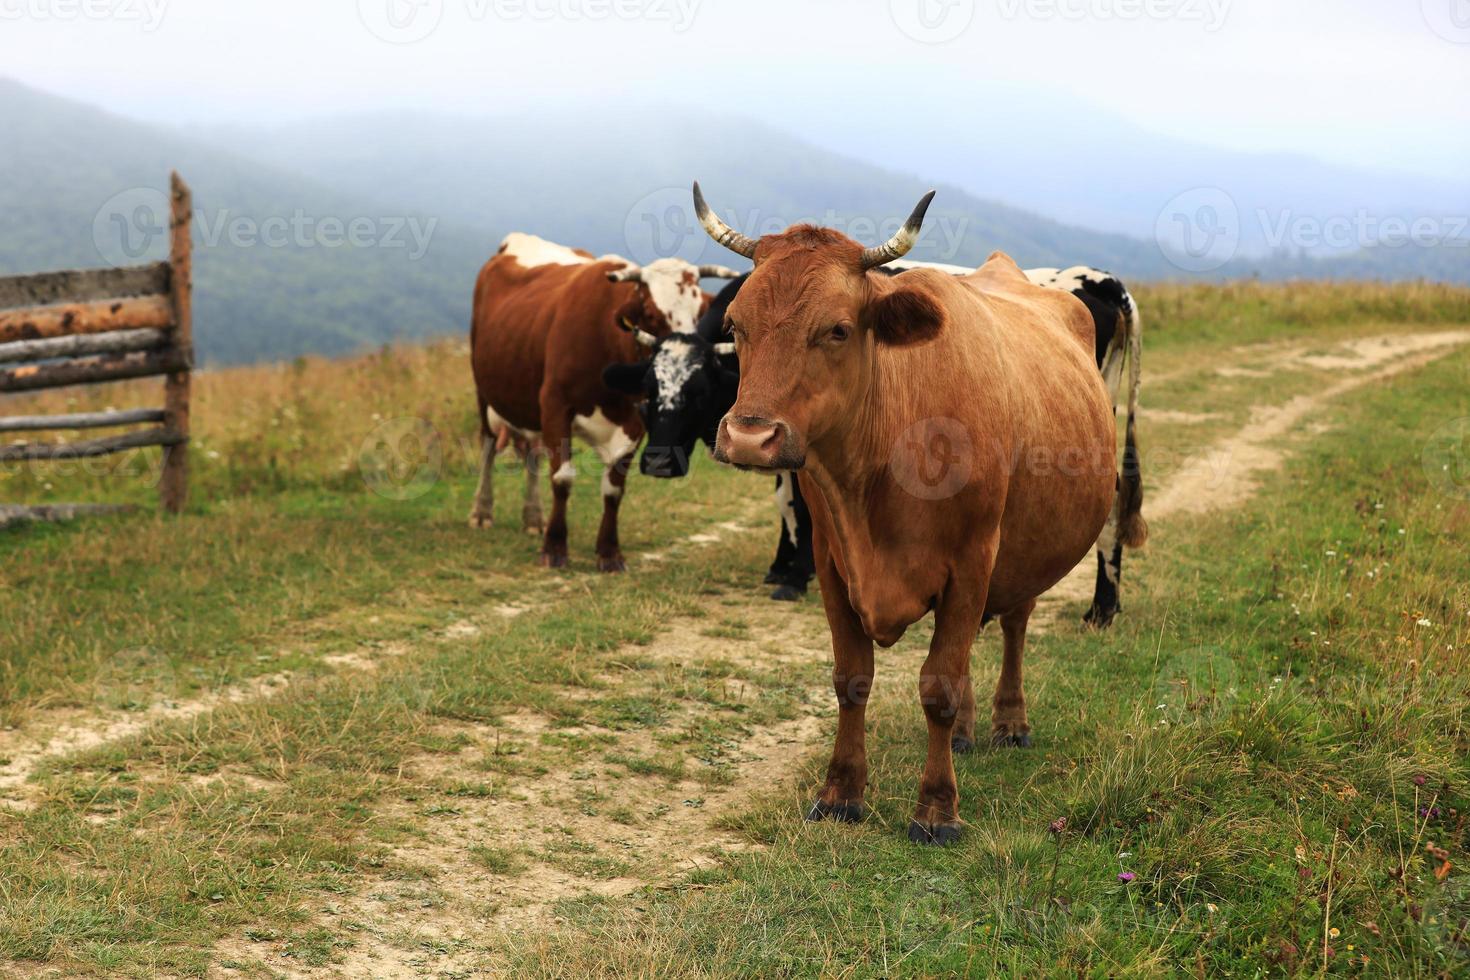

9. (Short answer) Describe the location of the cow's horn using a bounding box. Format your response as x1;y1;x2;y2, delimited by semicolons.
697;264;744;279
634;329;659;348
607;266;643;283
693;182;758;259
712;342;736;356
860;190;937;270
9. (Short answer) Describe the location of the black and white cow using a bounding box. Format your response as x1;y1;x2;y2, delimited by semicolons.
604;261;1145;624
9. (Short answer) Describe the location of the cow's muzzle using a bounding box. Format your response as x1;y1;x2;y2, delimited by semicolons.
714;415;803;471
640;444;691;479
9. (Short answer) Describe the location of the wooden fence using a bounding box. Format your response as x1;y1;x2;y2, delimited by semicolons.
0;173;194;514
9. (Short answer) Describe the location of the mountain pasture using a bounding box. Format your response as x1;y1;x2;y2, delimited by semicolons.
2;282;1470;977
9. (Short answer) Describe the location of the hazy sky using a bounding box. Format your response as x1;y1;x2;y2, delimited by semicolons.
3;0;1467;181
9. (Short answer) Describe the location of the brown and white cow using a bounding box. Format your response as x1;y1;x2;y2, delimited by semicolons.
695;184;1119;844
468;232;740;570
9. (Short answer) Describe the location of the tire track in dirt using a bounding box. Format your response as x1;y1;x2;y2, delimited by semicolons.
0;501;771;813
211;600;834;979
1034;329;1470;626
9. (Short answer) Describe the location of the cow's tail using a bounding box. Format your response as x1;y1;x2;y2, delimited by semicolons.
1115;296;1147;549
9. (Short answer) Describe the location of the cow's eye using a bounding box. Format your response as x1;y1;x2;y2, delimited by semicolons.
828;324;850;343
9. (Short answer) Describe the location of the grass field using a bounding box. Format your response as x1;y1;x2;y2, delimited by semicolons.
2;281;1470;977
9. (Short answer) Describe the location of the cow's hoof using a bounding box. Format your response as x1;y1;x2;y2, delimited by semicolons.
597;555;627;573
990;731;1032;749
907;820;962;846
769;585;804;602
1082;605;1118;629
539;551;568;569
806;800;863;823
468;513;493;529
951;735;976;754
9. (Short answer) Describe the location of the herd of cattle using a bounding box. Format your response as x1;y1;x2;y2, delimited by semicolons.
468;185;1147;844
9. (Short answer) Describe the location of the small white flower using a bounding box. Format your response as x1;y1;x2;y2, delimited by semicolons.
1325;550;1337;557
1417;618;1432;628
1156;704;1167;710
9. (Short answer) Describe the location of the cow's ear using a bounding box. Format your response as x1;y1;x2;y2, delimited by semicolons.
603;359;650;394
864;287;945;347
613;295;646;332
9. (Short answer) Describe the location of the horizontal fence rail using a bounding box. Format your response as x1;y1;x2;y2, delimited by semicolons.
0;426;185;463
0;348;190;393
0;408;167;434
0;262;169;310
0;327;170;366
0;295;175;343
0;172;194;518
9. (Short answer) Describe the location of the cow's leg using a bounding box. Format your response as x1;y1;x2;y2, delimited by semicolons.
911;579;989;846
764;474;796;585
520;439;544;535
594;451;633;573
767;472;810;601
1083;492;1122;627
468;427;499;529
992;598;1037;748
951;676;978;754
540;414;574;569
784;474;816;598
808;555;874;824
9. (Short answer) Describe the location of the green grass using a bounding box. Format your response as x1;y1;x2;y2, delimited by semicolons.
1;282;1468;976
501;335;1470;978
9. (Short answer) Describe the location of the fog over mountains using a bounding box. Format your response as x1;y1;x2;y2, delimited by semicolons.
3;78;1465;364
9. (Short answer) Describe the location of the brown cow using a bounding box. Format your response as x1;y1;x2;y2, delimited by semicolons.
694;184;1117;844
469;232;740;570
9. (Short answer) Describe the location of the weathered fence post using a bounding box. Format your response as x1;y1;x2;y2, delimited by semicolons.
160;172;193;514
0;172;196;522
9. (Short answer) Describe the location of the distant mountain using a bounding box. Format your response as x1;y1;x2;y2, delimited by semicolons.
0;79;486;365
193;107;1172;276
796;90;1470;255
2;80;1465;366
